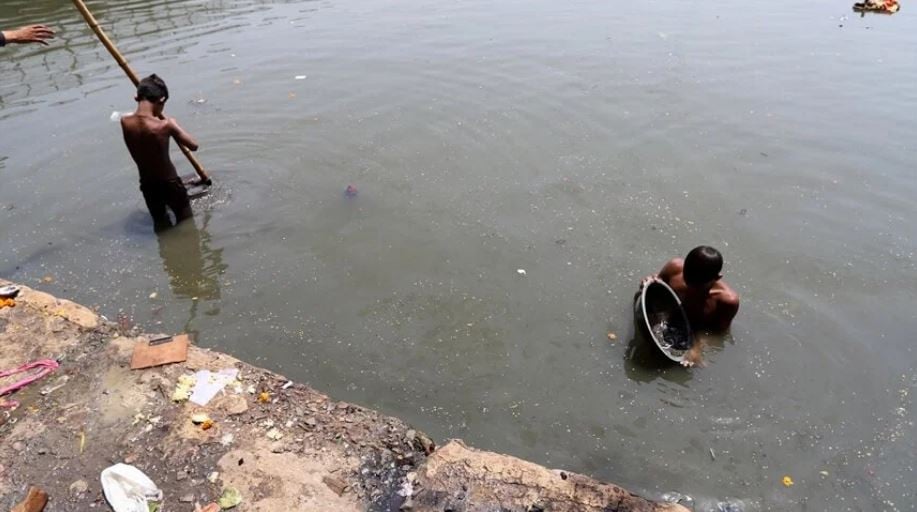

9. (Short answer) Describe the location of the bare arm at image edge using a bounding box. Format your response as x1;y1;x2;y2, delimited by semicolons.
1;25;55;47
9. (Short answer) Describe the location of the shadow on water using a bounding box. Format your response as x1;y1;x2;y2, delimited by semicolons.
155;212;227;335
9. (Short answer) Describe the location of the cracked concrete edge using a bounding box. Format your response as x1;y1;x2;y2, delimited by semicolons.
0;280;687;511
0;279;99;330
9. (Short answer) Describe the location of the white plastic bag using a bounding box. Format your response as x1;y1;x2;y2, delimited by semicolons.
100;463;163;512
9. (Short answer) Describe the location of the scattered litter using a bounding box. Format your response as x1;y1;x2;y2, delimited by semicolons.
246;385;256;395
39;375;69;395
258;391;271;403
100;463;162;512
110;111;123;122
607;332;617;342
853;0;900;13
148;292;157;299
516;269;527;276
131;335;190;370
220;433;234;447
171;375;196;402
709;448;716;461
0;285;21;298
191;413;212;426
322;475;348;496
207;472;220;483
79;431;86;454
266;428;283;441
218;487;242;509
189;369;240;406
12;486;48;512
282;381;294;390
0;297;15;310
69;479;89;496
661;492;694;506
1;359;60;410
294;75;307;80
819;470;829;477
782;475;794;487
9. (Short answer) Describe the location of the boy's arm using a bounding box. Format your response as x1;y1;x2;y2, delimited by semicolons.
656;258;682;284
712;292;740;332
168;118;199;151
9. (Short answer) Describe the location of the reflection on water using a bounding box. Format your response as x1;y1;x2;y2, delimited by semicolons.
155;213;227;334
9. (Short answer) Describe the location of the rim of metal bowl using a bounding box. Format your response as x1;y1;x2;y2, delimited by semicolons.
640;280;689;363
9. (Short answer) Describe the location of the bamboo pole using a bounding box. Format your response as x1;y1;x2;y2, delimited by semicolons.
70;0;211;185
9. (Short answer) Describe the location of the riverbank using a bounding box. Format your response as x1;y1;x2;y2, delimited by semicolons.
0;279;687;511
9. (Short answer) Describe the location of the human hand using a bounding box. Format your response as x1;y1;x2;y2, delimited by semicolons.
3;25;55;46
639;275;659;290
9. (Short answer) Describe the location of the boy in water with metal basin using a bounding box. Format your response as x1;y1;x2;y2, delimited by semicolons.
640;245;740;366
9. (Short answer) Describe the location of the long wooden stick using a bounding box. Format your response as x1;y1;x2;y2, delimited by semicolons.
70;0;211;185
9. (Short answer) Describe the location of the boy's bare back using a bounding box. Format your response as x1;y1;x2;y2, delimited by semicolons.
121;114;197;184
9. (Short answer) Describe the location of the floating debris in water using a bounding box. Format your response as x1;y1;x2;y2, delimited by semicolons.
516;269;527;277
651;318;691;351
109;111;123;122
782;475;794;487
294;75;307;80
345;184;358;198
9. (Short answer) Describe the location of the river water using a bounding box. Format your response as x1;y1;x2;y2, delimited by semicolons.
2;1;915;509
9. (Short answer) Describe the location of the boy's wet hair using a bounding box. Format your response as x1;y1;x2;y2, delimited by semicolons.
683;246;723;286
136;74;169;102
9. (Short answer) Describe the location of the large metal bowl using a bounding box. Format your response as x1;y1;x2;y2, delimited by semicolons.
635;280;693;363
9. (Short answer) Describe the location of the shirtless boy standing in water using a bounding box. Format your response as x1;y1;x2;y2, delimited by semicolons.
641;245;740;366
121;74;199;230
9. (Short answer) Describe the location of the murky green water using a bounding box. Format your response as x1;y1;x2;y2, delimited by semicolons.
2;1;916;509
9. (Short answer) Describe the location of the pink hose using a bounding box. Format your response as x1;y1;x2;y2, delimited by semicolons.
0;359;60;410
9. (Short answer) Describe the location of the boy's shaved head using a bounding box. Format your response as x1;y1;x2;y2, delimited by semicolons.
683;246;723;286
136;74;169;103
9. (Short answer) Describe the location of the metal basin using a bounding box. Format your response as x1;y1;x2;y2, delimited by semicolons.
635;280;693;363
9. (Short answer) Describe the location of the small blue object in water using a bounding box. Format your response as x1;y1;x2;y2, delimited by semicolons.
345;184;358;198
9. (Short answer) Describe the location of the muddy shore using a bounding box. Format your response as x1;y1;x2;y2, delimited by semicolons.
0;279;687;512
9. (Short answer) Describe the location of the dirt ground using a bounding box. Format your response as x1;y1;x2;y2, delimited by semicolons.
0;279;686;512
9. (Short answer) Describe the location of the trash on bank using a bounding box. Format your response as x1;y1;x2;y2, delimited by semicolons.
218;487;242;509
172;375;196;402
266;428;283;441
258;391;271;403
11;486;48;512
0;298;15;309
191;413;214;430
0;284;21;299
1;359;61;410
131;334;190;370
189;368;239;406
100;463;163;512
